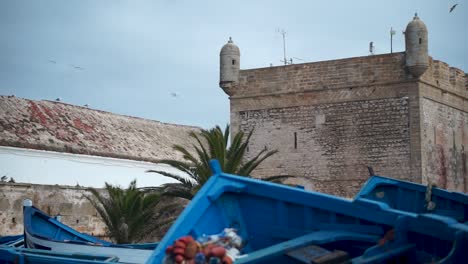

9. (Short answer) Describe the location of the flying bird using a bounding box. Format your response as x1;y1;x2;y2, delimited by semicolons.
170;92;179;98
48;59;56;64
71;65;84;70
449;4;458;13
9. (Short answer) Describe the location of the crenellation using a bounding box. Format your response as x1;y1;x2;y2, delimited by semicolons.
423;59;467;98
449;67;465;86
466;73;468;90
235;53;408;99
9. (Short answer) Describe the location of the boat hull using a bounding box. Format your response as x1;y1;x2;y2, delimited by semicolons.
356;175;468;223
0;246;120;264
22;202;155;263
147;160;468;263
24;230;151;263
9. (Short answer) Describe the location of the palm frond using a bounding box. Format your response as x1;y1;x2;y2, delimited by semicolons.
262;175;295;183
149;124;277;200
237;149;278;176
85;179;165;243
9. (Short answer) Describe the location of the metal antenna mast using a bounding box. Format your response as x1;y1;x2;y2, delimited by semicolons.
390;27;396;53
277;29;288;65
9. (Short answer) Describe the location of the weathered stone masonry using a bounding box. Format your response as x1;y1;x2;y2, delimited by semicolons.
220;15;467;197
0;182;106;237
238;97;412;195
419;60;468;192
228;53;424;196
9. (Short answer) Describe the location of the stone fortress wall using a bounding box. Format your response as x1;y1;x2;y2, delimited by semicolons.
230;53;420;196
419;59;467;192
220;15;467;197
0;182;106;238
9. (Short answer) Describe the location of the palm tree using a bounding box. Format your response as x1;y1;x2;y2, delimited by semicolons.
147;124;288;200
85;180;164;243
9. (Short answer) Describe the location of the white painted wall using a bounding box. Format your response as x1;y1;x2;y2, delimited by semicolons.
0;146;186;188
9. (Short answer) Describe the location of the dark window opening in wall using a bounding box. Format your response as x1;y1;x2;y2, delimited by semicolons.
294;132;297;149
419;38;422;44
232;59;236;65
76;219;79;224
12;217;16;224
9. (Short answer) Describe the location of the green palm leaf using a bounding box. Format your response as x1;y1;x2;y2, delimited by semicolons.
85;179;163;243
148;124;291;200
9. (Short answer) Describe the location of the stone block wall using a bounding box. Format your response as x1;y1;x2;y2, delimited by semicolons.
227;51;467;197
238;97;412;197
418;58;468;192
419;56;468;192
420;99;467;192
0;182;107;238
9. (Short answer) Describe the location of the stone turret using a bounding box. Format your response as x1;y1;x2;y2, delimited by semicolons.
219;37;240;95
405;13;429;77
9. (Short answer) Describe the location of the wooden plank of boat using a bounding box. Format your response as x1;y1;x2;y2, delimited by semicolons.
286;245;349;264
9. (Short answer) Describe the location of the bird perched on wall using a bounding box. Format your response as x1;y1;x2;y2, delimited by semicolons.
449;4;458;13
55;98;61;102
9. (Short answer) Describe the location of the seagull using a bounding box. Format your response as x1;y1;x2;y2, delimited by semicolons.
48;59;56;64
71;65;84;70
55;98;61;102
170;92;179;98
450;3;458;12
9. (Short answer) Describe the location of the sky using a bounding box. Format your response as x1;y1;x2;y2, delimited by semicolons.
0;0;466;129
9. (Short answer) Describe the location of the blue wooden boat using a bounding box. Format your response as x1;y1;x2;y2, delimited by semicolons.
22;200;157;263
147;160;468;264
0;246;120;264
0;235;24;248
355;175;468;224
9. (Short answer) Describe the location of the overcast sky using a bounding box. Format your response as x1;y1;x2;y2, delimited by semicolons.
0;0;466;129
